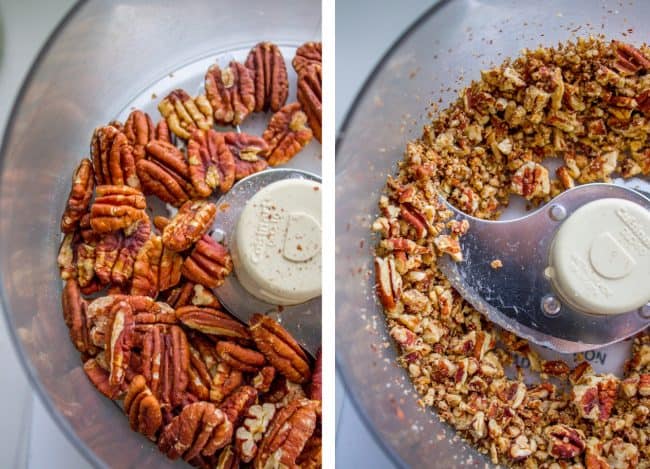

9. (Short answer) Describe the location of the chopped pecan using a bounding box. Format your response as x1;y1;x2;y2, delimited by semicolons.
162;200;217;252
182;235;233;288
124;374;162;440
235;403;276;463
511;161;550;199
292;42;322;74
220;385;258;427
91;125;140;189
223;132;269;180
263;102;313;166
62;279;95;354
176;306;249;339
205;61;255;126
131;235;182;298
187;129;236;197
374;256;402;312
297;64;322;142
542;360;570;377
603;437;639;468
211;361;244;404
138;139;194;206
545;424;586;459
613;40;650;75
123;110;155;163
245;42;288;112
90;185;147;234
310;348;322;401
254;398;319;469
572;374;619;421
250;314;311;384
61;159;95;233
433;234;463;262
216;341;266;373
158;89;214;140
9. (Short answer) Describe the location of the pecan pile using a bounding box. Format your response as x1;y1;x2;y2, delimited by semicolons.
56;40;322;468
374;37;650;468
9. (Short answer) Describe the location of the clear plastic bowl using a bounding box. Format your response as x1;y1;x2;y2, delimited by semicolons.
0;0;320;467
335;1;650;467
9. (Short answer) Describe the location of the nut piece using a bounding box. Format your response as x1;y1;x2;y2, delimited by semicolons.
296;435;322;469
374;256;402;312
613;40;650;75
61;279;95;354
511;161;550;199
124;375;163;440
223;132;269;181
250;314;311;384
60;159;95;233
252;366;276;394
216;341;266;373
205;61;255;126
187;129;236;196
162;200;217;252
176;306;249;339
572;374;619;421
245;42;289;113
297;64;322;142
235;403;276;463
123;110;155;164
211;361;244;404
545;424;586;459
165;282;221;309
220;385;258;427
131;235;183;298
90;125;140;189
83;357;121;399
309;348;322;401
263;102;313;166
182;235;233;288
292;42;322;74
90;185;147;234
254;398;319;469
137;139;194;206
158;89;214;140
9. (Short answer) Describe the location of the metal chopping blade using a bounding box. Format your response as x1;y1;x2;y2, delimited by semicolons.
437;183;650;354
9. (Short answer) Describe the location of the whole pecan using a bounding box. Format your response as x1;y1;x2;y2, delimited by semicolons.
182;235;233;289
187;129;236;196
205;61;255;126
137;139;194;206
94;232;123;285
245;42;289;113
158;401;232;460
220;385;258;427
62;278;95;354
263;102;313;166
211;362;243;404
60;158;95;233
216;341;266;373
91;125;140;189
292;41;322;74
310;348;322;401
158;89;214;140
124;375;163;440
90;185;147;234
235;402;276;463
123;110;155;164
176;306;249;339
297;64;322;142
249;314;311;384
223;132;269;181
105;299;135;387
162;200;217;252
545;424;586;459
76;241;98;289
254;398;319;469
131;235;182;298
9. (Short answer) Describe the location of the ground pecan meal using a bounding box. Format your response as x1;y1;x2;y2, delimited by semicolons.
374;36;650;468
56;41;321;469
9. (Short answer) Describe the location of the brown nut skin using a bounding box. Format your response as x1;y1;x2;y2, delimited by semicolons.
310;348;322;401
158;89;214;140
111;218;151;285
91;125;140;189
297;64;322;142
131;235;183;298
245;42;289;113
252;366;276;394
162;200;217;252
176;306;249;339
138;139;194;206
90;185;147;234
124;375;163;441
211;362;244;404
123;110;155;164
182;235;233;289
187;129;236;196
223;132;269;181
220;385;258;427
164;282;221;309
62;278;96;355
61;158;95;233
106;299;135;387
83;357;122;399
250;314;311;384
216;341;266;373
205;61;256;126
263;102;313;166
292;41;322;74
155;119;172;144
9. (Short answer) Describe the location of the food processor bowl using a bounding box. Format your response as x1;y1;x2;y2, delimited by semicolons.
335;1;650;467
0;0;320;467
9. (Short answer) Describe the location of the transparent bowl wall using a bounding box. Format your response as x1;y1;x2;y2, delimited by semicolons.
336;1;650;467
0;1;319;467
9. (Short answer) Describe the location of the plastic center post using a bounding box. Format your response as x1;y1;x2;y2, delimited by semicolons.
548;198;650;316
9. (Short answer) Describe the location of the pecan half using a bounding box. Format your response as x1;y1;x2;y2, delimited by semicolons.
90;185;147;234
124;375;163;440
292;42;322;74
545;424;586;459
252;366;276;394
235;403;276;463
131;235;182;298
187;129;236;196
94;232;123;285
211;362;243;404
156;119;172;143
249;314;311;384
296;435;321;469
60;158;95;233
263;102;313;166
106;299;135;387
137;139;194;206
176;306;249;339
216;341;266;373
62;279;95;354
158;89;214;140
91;125;140;189
111;219;151;285
58;233;78;281
182;235;233;288
374;256;402;312
76;241;98;289
83;357;121;399
309;348;322;401
220;385;258;427
162;200;217;252
245;42;289;113
205;61;255;126
254;398;319;469
123;110;155;163
223;132;269;180
297;64;322;142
